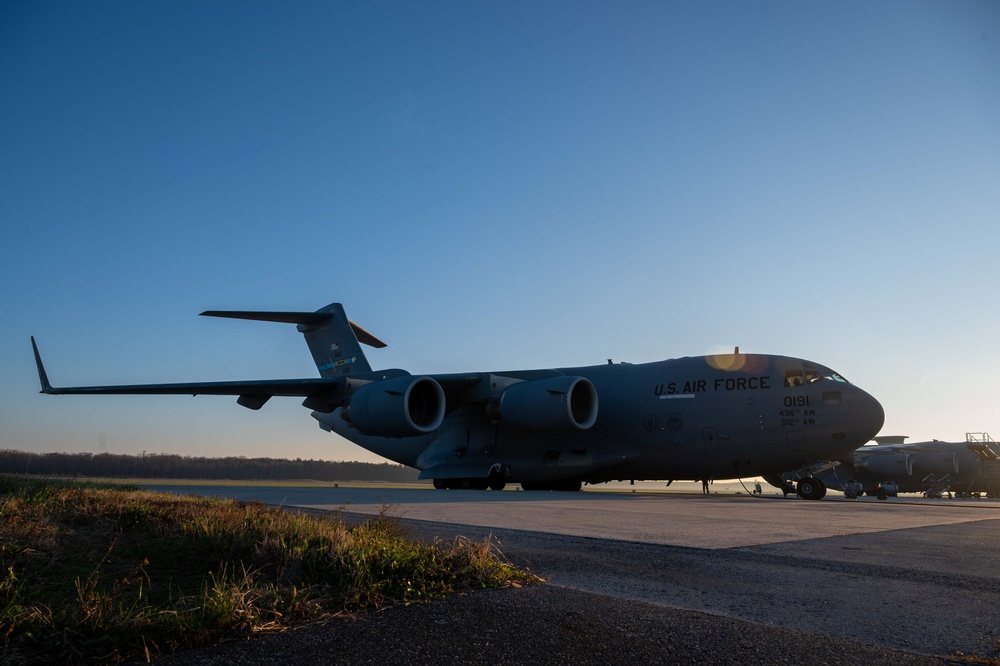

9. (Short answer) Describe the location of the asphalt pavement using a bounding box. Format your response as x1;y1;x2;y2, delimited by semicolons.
139;484;1000;658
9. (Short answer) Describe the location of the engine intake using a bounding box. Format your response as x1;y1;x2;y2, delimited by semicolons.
489;376;598;433
857;453;913;478
342;376;445;437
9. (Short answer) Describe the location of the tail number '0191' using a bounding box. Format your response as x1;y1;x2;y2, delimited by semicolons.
784;396;810;407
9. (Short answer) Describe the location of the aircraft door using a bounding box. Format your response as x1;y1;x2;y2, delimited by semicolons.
703;427;720;458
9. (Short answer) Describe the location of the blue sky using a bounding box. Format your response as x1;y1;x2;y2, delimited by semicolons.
3;1;999;463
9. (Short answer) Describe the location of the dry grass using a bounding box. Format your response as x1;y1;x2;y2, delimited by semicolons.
0;476;529;664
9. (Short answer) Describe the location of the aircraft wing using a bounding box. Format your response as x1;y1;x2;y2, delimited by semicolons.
31;337;340;410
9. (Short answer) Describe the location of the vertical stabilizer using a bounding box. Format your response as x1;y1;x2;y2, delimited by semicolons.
200;302;387;378
297;303;381;378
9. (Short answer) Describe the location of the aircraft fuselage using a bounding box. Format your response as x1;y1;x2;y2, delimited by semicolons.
314;352;884;486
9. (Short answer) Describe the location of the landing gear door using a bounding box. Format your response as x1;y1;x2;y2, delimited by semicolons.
787;431;808;452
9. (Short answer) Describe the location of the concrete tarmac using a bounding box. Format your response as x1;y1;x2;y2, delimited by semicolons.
139;483;1000;549
140;484;1000;658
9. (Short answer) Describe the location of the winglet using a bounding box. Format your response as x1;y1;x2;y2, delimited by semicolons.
31;336;55;393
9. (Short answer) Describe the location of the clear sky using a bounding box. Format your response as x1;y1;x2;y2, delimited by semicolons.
2;1;999;464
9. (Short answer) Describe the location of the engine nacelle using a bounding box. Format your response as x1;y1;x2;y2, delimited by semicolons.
489;376;598;433
910;452;960;475
342;376;445;437
857;453;913;477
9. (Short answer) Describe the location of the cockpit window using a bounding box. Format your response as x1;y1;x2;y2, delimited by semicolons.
784;370;804;387
786;367;851;386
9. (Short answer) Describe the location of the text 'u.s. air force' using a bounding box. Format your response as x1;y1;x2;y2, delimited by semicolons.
654;376;772;396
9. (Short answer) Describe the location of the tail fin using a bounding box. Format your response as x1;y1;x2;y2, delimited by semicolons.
201;303;386;378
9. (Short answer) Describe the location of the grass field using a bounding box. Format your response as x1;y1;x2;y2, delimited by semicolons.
0;476;529;664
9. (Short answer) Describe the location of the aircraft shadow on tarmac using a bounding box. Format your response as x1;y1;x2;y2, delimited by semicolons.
138;484;756;506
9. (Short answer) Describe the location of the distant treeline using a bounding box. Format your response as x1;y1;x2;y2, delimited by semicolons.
0;450;422;483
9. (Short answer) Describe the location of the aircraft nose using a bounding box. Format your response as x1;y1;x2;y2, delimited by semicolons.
851;387;885;441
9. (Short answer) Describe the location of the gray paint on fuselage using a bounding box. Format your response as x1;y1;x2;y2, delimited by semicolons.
313;352;883;484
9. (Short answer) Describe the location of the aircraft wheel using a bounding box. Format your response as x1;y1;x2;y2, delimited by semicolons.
816;478;827;499
488;474;506;491
796;477;823;500
433;479;447;490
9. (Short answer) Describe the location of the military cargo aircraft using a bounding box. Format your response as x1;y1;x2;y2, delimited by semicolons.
32;301;884;497
766;433;1000;498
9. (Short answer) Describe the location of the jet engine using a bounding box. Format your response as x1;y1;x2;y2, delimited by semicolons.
342;376;445;437
488;376;598;433
857;453;913;477
910;452;960;475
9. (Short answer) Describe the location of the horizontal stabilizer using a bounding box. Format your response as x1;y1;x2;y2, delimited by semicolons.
200;309;387;348
201;310;331;325
347;321;388;349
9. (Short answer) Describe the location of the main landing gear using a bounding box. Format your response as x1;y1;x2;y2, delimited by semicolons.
796;476;827;500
